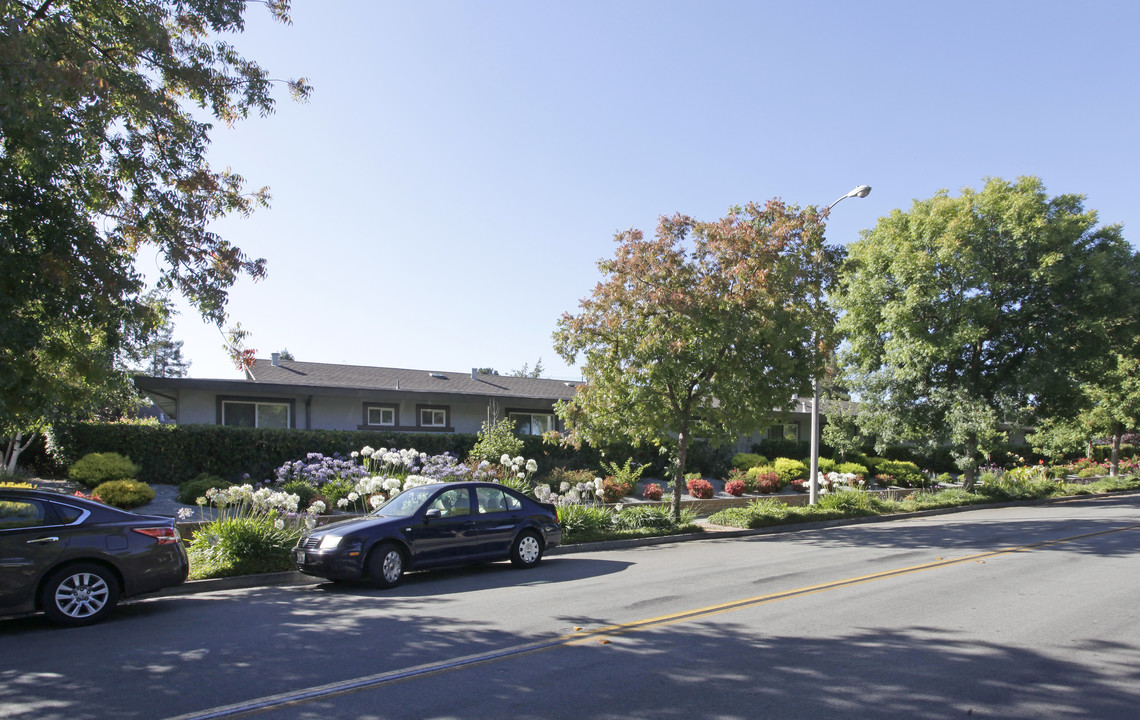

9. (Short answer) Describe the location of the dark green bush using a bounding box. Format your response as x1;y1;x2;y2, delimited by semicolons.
177;474;233;504
68;452;141;489
280;479;319;508
92;479;155;509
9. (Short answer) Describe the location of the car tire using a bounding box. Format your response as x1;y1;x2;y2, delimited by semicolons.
510;531;544;568
367;542;405;588
40;563;120;627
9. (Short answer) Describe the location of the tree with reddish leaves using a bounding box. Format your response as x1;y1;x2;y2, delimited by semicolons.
554;200;836;519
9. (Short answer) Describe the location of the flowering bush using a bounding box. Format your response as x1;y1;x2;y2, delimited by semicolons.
725;479;745;497
602;477;627;503
685;478;714;499
789;479;807;493
535;478;605;506
642;482;664;501
600;457;647;497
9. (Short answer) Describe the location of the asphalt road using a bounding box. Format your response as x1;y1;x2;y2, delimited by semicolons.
2;494;1138;720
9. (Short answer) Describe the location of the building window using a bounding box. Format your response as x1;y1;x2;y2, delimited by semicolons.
221;400;291;429
767;422;800;442
509;412;556;436
418;406;448;428
365;403;397;427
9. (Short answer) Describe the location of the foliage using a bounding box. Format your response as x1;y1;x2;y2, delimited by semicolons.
611;504;697;532
555;504;613;541
541;467;597;489
187;516;301;580
685;478;715;499
68;452;140;489
773;458;808;485
558;503;699;544
725;479;745;497
815;457;837;474
642;483;664;501
600;457;647;496
470;418;525;463
835;462;869;476
731;453;768;472
554;201;835;519
747;467;781;493
92;479;155;509
0;1;309;450
976;470;1062;501
834;177;1140;487
279;479;320;509
820;400;864;461
601;478;628;503
874;460;925;488
177;475;232;505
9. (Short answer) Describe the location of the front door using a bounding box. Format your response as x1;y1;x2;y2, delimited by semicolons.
409;487;477;566
0;498;69;612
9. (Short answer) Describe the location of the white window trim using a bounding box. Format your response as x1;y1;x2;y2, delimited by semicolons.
368;406;396;426
420;408;447;427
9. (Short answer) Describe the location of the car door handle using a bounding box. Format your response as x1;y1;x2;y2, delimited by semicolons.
26;537;60;545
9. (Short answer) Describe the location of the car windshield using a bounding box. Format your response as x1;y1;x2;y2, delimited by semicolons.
370;486;437;518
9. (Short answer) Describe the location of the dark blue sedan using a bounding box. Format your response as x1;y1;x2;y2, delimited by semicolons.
293;481;561;587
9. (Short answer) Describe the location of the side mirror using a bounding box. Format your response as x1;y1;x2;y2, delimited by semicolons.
424;508;442;521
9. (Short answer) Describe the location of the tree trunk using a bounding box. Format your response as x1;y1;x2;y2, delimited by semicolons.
1110;423;1122;477
961;431;978;492
672;429;689;523
3;431;36;475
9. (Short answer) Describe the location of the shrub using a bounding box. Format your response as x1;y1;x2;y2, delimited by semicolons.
835;462;869;476
68;452;140;489
187;515;301;579
601;477;628;503
470;418;524;463
543;466;596;488
731;453;767;472
612;504;695;531
751;469;781;494
177;474;233;504
685;478;714;499
318;476;356;507
280;479;320;508
789;479;808;493
816;457;837;474
642;483;664;501
773;458;807;485
556;504;613;542
92;479;155;509
875;460;924;488
936;472;956;485
725;479;745;497
706;507;753;528
600;457;647;496
817;491;880;516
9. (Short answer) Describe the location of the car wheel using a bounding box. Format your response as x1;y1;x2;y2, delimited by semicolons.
367;542;405;588
510;531;544;568
40;563;120;627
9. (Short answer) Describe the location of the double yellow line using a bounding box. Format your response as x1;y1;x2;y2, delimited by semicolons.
167;523;1138;720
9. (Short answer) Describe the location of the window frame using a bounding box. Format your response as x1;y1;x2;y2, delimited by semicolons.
416;404;450;430
364;403;399;428
216;396;296;429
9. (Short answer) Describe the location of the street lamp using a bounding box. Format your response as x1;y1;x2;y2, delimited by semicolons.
809;185;871;505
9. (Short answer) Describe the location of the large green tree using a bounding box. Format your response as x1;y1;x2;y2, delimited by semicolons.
834;177;1140;487
0;1;308;459
1030;353;1140;476
554;201;835;517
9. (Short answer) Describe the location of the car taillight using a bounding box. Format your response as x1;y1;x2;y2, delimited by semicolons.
133;526;181;545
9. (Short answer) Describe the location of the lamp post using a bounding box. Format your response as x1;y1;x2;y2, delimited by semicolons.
808;185;871;505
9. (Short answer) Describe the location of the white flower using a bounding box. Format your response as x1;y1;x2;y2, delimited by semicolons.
337;498;349;508
177;508;193;520
309;500;327;515
513;456;524;466
525;459;538;473
501;454;512;465
274;518;285;530
560;482;571;492
370;495;386;509
517;473;525;479
361;446;375;457
351;451;360;459
348;492;359;502
615;504;623;512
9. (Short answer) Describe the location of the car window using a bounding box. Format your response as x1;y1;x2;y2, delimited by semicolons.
477;487;522;513
0;499;49;530
430;488;470;517
373;486;435;517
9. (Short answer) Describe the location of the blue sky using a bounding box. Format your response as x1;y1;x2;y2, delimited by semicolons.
166;0;1140;381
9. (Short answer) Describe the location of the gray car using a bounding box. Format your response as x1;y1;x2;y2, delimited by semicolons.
0;489;189;626
294;481;562;587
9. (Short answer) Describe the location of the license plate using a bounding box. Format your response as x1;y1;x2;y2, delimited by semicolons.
295;551;306;563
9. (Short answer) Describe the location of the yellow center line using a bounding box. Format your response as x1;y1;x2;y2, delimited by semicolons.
165;523;1139;720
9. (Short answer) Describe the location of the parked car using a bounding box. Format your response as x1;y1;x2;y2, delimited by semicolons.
294;481;562;587
0;489;189;626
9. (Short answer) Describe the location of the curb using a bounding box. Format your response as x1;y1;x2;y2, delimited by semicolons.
148;488;1140;598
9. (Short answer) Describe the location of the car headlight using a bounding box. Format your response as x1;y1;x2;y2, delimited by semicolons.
318;534;343;550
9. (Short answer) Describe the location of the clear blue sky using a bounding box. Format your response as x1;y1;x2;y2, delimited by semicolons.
166;0;1140;381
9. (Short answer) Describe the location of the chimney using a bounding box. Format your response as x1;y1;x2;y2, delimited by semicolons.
471;367;478;380
271;352;280;367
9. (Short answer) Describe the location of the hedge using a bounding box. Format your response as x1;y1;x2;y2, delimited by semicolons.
45;422;735;484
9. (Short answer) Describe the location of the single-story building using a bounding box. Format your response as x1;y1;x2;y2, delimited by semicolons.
134;355;582;436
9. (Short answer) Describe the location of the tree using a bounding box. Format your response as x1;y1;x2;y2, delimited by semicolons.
554;201;834;518
1030;353;1140;475
834;177;1140;488
0;1;308;461
138;321;191;378
510;358;545;378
